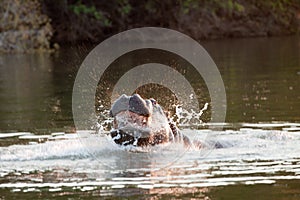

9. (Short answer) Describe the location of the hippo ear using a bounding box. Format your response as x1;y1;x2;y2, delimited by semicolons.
129;94;152;116
110;94;130;117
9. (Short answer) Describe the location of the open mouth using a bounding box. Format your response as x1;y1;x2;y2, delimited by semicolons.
113;111;152;137
111;110;169;146
110;94;171;146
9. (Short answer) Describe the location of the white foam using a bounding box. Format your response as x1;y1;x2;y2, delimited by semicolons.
245;180;276;185
111;185;125;189
242;123;300;128
0;137;89;161
19;135;51;140
80;186;96;191
49;187;62;192
0;132;31;138
282;127;300;132
0;125;299;193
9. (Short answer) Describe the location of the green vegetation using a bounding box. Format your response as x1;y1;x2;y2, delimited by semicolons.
0;1;298;57
40;0;300;43
118;0;132;16
69;1;112;27
182;0;245;14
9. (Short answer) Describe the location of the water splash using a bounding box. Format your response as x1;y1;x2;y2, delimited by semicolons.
0;126;300;197
173;103;209;127
95;101;209;135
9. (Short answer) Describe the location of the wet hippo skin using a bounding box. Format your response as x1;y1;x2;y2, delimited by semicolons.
109;94;192;147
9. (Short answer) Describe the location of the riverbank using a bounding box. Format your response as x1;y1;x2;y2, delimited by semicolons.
1;0;300;52
42;0;300;43
0;0;53;53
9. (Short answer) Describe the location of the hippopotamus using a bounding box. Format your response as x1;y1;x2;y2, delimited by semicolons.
109;94;193;147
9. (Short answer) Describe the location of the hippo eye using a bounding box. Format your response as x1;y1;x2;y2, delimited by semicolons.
150;98;157;105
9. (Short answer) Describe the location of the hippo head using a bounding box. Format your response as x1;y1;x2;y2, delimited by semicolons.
109;94;174;146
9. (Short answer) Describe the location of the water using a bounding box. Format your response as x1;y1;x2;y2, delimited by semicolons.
0;125;300;199
1;36;300;199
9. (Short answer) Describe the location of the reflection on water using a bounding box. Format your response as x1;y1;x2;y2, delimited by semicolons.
0;47;88;132
0;124;300;199
0;53;54;131
0;36;300;199
1;37;299;133
202;36;300;122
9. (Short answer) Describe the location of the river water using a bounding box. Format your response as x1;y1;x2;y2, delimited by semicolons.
0;36;300;199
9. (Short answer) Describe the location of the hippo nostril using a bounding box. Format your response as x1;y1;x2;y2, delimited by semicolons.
110;94;130;117
129;94;151;116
